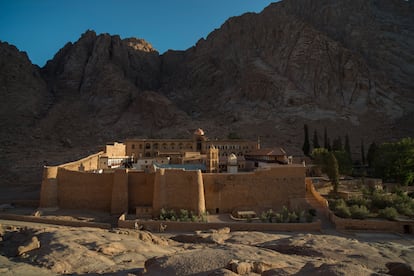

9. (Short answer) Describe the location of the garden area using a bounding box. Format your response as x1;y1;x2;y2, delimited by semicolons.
158;208;209;222
259;206;316;223
329;188;414;221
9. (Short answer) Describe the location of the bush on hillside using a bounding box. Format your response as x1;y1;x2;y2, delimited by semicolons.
349;205;370;219
378;207;399;221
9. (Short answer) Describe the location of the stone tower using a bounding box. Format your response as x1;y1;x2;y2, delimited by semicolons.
206;145;219;173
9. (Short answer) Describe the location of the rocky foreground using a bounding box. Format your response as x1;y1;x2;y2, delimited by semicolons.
0;221;413;275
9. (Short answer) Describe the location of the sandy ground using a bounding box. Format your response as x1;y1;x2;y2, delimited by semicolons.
1;219;414;276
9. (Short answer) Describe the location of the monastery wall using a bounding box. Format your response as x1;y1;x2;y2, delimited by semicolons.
153;169;205;216
203;166;306;214
59;151;103;171
57;168;113;212
128;171;154;212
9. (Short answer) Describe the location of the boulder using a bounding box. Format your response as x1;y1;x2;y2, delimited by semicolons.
17;236;40;256
386;262;414;276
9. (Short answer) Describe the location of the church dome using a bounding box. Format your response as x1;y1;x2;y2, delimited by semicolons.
194;128;205;136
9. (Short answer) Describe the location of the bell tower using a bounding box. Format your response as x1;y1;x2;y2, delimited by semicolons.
206;145;219;173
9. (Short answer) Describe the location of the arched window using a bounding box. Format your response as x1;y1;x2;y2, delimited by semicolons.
178;143;183;149
153;143;159;150
170;143;175;150
162;143;167;150
145;143;151;149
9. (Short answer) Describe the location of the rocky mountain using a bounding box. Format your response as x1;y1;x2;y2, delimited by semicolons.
0;0;413;199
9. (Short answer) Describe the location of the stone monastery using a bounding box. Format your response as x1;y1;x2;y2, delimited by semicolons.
40;129;306;217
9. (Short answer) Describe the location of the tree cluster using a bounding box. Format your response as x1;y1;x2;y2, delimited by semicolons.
367;138;414;185
302;125;353;189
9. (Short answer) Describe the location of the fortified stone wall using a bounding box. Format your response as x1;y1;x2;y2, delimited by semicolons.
57;168;113;211
153;169;205;215
60;152;102;171
40;152;103;207
203;166;306;214
40;152;306;217
128;171;154;212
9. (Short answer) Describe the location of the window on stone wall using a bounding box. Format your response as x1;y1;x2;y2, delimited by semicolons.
162;143;167;150
139;144;143;149
132;144;135;149
171;143;175;150
146;143;151;149
153;143;159;150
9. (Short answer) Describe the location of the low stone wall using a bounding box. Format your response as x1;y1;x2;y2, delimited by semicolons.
328;210;414;234
306;180;414;234
0;213;111;229
118;218;321;232
0;200;39;208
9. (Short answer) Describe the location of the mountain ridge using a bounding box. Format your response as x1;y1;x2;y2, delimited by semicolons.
0;0;413;199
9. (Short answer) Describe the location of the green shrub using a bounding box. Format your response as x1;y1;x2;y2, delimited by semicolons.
346;196;370;208
288;212;299;223
335;204;351;218
330;198;346;211
379;207;399;221
260;209;275;222
159;209;207;222
273;213;283;223
395;202;414;217
350;205;369;219
371;191;394;210
281;206;289;223
260;212;268;223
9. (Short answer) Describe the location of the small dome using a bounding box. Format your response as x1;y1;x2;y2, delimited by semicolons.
228;153;238;165
194;128;205;136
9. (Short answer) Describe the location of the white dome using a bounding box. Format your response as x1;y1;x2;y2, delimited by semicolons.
227;153;238;165
194;128;205;136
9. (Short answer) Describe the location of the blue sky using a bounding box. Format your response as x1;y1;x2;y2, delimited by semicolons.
0;0;277;66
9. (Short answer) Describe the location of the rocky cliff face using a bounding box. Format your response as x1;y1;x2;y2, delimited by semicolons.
0;0;413;198
161;0;413;124
0;42;50;142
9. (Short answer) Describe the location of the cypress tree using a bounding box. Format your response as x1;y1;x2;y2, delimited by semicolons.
345;134;351;159
361;139;366;165
302;124;310;156
327;152;340;193
324;127;329;149
367;142;377;168
313;130;320;149
332;136;343;151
